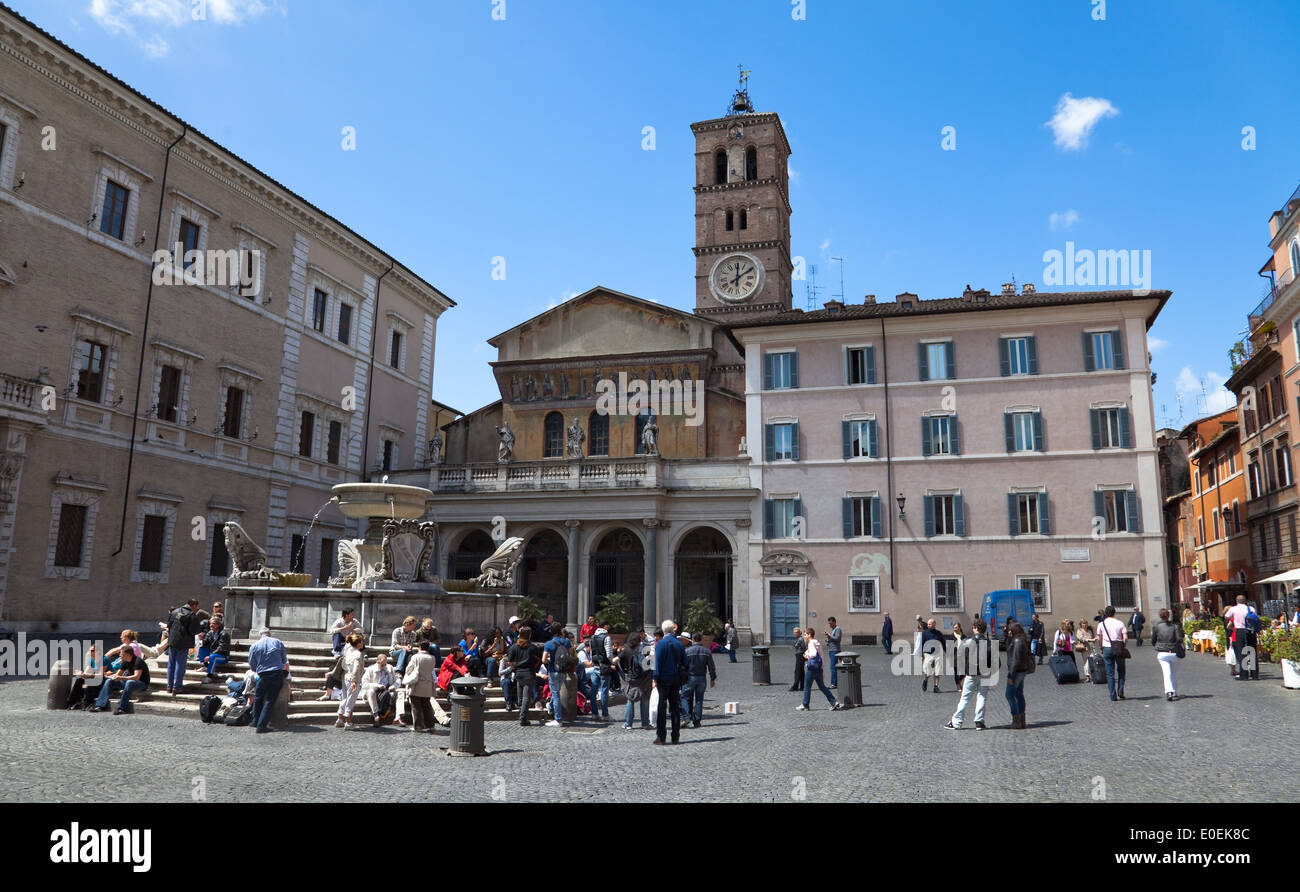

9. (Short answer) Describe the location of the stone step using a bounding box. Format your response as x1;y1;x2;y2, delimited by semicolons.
129;695;555;724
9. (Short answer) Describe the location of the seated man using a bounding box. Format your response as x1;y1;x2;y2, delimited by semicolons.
390;616;418;675
91;646;151;714
361;652;397;727
328;607;361;657
199;614;232;682
66;643;105;709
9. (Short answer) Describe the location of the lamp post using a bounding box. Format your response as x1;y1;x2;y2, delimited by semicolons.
896;494;906;519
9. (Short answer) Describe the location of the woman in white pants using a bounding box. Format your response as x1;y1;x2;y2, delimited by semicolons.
1150;609;1183;701
336;632;366;729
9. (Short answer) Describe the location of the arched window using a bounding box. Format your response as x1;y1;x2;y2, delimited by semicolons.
543;411;564;458
1291;239;1300;278
714;149;727;185
588;411;609;456
745;146;757;181
739;209;748;230
725;209;734;231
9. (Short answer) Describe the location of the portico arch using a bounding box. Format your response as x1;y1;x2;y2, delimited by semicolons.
673;525;734;623
589;526;645;629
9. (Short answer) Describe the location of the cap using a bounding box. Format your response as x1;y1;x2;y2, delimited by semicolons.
508;615;520;624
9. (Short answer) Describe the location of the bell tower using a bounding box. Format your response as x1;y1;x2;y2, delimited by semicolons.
691;70;793;320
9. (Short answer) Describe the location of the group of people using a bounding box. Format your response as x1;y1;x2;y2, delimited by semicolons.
785;618;845;711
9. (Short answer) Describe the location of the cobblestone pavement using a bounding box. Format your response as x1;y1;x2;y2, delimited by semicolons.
2;645;1295;803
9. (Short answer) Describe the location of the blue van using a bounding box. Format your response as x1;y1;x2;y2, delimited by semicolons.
980;589;1035;638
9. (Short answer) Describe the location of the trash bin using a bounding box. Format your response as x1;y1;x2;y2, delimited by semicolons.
448;675;488;756
47;660;73;710
751;645;771;685
835;652;862;708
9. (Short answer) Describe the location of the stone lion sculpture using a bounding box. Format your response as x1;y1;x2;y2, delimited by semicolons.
222;521;278;581
475;536;525;589
330;538;366;589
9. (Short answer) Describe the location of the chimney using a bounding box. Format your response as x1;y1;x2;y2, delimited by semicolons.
1002;282;1015;295
1022;283;1036;295
863;294;875;304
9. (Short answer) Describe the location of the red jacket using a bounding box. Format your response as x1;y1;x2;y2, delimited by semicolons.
580;623;597;642
438;654;468;691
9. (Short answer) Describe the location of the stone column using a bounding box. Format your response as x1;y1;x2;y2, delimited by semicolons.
643;518;660;630
565;519;581;626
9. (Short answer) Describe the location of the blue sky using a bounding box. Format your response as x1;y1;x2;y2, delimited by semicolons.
18;0;1300;426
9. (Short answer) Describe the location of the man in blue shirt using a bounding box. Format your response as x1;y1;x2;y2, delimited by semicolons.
653;620;686;745
680;632;716;728
542;623;573;727
246;628;290;733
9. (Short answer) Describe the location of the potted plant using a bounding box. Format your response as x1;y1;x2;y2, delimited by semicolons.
684;597;723;647
515;595;543;625
1277;629;1300;689
595;592;631;648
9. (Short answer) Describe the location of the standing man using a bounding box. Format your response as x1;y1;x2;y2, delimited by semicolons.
1223;594;1258;680
919;618;945;693
590;620;614;722
165;598;205;696
881;612;893;654
826;617;843;688
247;627;290;733
542;622;573;727
1129;607;1147;647
723;620;739;663
652;619;686;745
944;618;991;731
1029;614;1047;665
680;632;717;728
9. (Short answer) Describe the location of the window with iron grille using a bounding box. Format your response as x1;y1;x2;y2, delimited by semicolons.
327;420;342;465
850;577;878;611
1106;575;1138;610
54;503;87;567
544;412;564;458
933;577;962;610
1018;576;1050;611
139;514;166;573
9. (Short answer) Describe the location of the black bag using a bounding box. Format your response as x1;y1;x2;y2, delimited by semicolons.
552;641;576;674
199;694;223;723
373;689;395;724
1048;654;1079;684
1088;653;1106;683
224;703;254;726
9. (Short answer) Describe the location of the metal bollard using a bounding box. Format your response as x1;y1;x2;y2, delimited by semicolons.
271;674;291;729
560;673;578;723
751;645;771;685
47;660;74;710
835;652;862;708
448;676;488;756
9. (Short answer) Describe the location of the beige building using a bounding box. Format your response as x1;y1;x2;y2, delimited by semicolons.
0;7;452;632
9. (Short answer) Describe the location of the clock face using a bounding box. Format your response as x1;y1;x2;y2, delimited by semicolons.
710;253;763;303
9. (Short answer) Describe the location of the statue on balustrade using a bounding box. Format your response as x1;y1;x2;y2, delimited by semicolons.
566;416;585;458
495;422;515;464
640;415;659;456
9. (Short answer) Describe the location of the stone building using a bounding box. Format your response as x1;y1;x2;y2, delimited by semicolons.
0;7;452;632
1174;410;1251;612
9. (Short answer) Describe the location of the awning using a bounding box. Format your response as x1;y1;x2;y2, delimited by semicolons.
1185;580;1243;589
1253;568;1300;584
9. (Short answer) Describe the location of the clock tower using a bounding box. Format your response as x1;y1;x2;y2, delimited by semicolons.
692;74;793;320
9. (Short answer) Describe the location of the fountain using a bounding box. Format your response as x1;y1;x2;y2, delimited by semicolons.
223;481;525;644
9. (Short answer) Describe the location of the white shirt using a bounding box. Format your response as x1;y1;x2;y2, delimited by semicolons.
1224;604;1250;630
1098;617;1127;647
361;664;394;691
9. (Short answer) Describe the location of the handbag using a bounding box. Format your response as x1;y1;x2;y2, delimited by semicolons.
1100;620;1131;660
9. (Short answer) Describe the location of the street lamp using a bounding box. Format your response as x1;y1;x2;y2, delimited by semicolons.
896;494;906;519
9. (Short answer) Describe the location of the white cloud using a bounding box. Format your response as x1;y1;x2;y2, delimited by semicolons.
544;288;580;311
1148;337;1168;351
787;161;799;184
1046;93;1119;151
1049;209;1079;231
818;238;831;253
88;0;274;56
140;33;170;56
1176;366;1235;415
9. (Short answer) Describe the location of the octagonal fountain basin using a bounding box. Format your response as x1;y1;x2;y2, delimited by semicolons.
330;482;433;520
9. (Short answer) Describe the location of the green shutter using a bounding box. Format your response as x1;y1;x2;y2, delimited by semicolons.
1008;492;1019;536
841;421;852;459
923;495;935;537
1111;330;1125;370
954;494;966;537
921;417;932;456
1004;413;1016;452
1125;491;1140;533
1119;407;1132;448
866;346;877;385
763;354;774;390
871;496;882;538
791;422;800;460
789;353;799;388
793;498;804;537
949;416;961;455
1089;409;1101;449
945;342;956;379
764;423;775;461
868;419;879;458
1026;336;1038;375
763;500;775;539
1094;491;1106;527
1038;493;1052;535
998;338;1010;377
918;342;929;381
1083;332;1095;372
1032;411;1044;452
842;498;853;538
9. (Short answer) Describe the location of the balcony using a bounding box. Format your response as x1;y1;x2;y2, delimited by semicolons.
1248;266;1297;332
0;372;49;427
416;455;753;494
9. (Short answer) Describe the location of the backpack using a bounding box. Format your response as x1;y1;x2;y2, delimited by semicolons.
199;694;222;723
1245;610;1262;634
551;640;576;674
224;703;254;726
373;689;395;724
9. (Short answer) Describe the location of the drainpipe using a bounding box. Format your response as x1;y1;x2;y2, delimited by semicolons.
880;317;896;591
113;125;187;556
360;258;395;481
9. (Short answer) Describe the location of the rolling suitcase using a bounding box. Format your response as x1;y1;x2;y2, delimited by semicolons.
1087;653;1106;684
1048;654;1079;684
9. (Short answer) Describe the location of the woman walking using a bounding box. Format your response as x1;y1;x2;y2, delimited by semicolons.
788;627;806;692
951;622;965;688
335;632;366;730
1075;620;1097;681
795;627;843;712
1004;621;1030;729
1151;609;1183;701
1052;621;1075;667
1097;605;1129;701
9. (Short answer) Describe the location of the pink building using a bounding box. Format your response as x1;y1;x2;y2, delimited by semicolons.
731;286;1171;644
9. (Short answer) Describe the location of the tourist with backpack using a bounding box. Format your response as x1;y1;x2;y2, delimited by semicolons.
589;620;614;721
165;599;205;695
1003;621;1032;729
542;623;574;727
1097;605;1129;701
507;626;540;726
1223;595;1259;681
619;632;653;730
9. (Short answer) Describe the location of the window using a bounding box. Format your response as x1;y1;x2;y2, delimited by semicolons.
157;365;182;422
1248;452;1261;498
763;352;797;389
1018;576;1050;612
0;121;6;170
842;419;877;459
1096;489;1140;533
763;497;803;539
1280;439;1294;488
933;577;963;611
179;218;201;269
1270;375;1285;420
1212;508;1221;541
850;577;879;612
842;496;882;538
1005;411;1043;452
1008;492;1051;535
1231;499;1241;535
1229;451;1236;474
208;522;231;579
999;336;1038;376
1084;330;1124;371
1204;460;1217;488
138;515;167;573
1264;443;1277;491
319;537;337;585
739;209;748;230
1292;239;1300;277
1106;575;1138;610
714;149;727;185
389;331;403;369
725;209;734;231
588;411;609;456
1090;407;1132;449
298;411;315;458
75;340;107;402
312;289;328;332
543;412;564;458
1197;514;1205;545
290;534;306;574
327;420;343;465
54;504;88;567
337;303;353;345
766;421;798;461
925;493;965;537
382;439;396;471
100;179;130;240
745;146;757;181
922;414;959;456
846;346;875;385
919;341;954;381
222;386;244;438
1194;468;1202;494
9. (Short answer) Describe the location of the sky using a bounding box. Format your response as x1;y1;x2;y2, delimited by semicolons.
15;0;1300;427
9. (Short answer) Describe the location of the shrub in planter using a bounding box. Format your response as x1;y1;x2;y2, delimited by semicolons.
515;596;543;624
1276;629;1300;663
684;598;723;640
595;592;632;635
